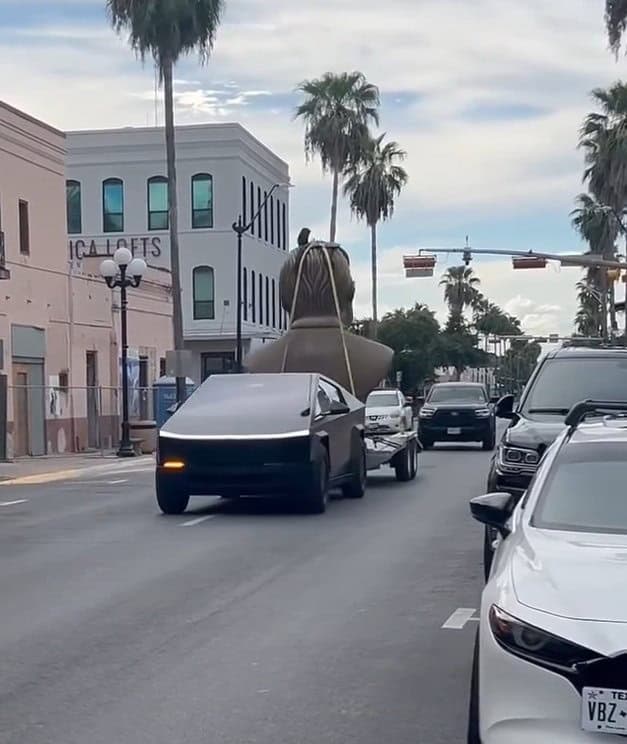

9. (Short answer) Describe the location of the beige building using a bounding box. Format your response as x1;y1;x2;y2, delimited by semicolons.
0;101;173;458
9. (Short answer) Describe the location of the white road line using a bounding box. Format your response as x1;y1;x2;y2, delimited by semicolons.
107;479;128;485
180;515;215;527
442;608;479;629
0;499;28;507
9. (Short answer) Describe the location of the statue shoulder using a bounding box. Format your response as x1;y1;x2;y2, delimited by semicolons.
345;333;394;361
244;337;287;372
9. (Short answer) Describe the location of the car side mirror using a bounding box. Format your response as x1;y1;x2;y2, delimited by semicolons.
326;401;350;415
495;394;515;419
469;492;515;537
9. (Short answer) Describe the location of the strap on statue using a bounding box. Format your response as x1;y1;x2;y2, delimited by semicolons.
280;240;356;397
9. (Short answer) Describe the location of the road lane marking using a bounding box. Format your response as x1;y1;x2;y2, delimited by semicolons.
442;608;479;629
0;499;28;507
180;515;215;527
107;479;128;485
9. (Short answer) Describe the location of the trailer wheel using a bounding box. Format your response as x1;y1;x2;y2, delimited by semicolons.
394;444;412;482
409;440;418;480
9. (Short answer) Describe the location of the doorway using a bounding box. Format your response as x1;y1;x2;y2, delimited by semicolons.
12;368;29;457
200;352;235;381
139;356;149;419
86;351;99;449
12;361;45;456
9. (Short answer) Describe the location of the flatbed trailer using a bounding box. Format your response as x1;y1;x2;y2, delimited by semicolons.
365;429;420;481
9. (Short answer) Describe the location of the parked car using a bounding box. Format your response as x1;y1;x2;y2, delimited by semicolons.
365;388;413;433
468;400;627;744
417;382;496;450
483;344;627;578
156;372;366;515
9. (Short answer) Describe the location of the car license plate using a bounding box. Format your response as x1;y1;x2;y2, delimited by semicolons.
447;427;461;435
582;687;627;734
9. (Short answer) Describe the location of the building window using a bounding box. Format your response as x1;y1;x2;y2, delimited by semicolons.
18;200;29;255
282;202;287;250
249;181;254;234
251;270;256;323
102;178;124;233
191;174;213;229
265;276;270;328
66;180;82;234
276;200;281;249
264;191;268;242
270;195;275;245
258;273;263;324
193;266;215;319
147;176;168;230
257;187;262;238
272;279;276;328
243;267;248;321
242;177;247;227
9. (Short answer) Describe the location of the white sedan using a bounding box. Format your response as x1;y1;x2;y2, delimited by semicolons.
365;389;413;433
468;403;627;743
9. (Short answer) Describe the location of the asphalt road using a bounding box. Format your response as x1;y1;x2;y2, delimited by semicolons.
0;439;493;744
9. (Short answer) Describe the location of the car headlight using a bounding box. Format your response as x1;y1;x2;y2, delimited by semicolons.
489;605;598;673
475;408;491;418
499;444;539;466
419;407;435;418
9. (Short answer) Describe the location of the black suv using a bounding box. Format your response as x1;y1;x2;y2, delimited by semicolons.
483;344;627;577
418;382;496;450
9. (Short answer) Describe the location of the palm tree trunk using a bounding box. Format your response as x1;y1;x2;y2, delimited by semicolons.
329;169;339;242
163;58;186;404
370;222;378;338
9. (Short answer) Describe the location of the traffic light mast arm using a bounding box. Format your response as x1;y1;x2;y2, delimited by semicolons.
416;246;627;271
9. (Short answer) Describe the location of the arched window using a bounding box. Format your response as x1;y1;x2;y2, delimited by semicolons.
272;279;276;328
249;181;255;233
282;202;287;250
276;200;281;249
147;176;168;230
191;174;213;228
243;267;248;321
265;276;270;328
257;186;262;237
193;266;215;319
258;273;263;324
242;177;247;227
66;180;82;234
102;178;124;233
251;270;256;323
263;191;268;242
270;195;275;245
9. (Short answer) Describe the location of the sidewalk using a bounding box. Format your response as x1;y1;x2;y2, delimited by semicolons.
0;451;155;486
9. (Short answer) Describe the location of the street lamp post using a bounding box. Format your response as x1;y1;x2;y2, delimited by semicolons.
232;182;291;373
100;248;147;458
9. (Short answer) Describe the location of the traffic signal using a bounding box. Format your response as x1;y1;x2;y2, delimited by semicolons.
403;255;436;278
512;257;547;269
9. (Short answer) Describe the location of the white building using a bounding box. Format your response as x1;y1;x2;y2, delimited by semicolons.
66;123;290;382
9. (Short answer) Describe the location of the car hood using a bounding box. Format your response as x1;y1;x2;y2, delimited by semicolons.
505;415;565;450
512;528;627;622
366;406;400;416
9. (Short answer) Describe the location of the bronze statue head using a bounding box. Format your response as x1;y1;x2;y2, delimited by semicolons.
279;239;355;326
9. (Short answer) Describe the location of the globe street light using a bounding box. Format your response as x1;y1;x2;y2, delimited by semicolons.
100;248;147;457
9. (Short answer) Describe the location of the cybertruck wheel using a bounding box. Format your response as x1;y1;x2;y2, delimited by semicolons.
343;442;367;499
305;451;330;514
156;476;189;515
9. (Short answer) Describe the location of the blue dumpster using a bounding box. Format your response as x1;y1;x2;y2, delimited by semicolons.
153;376;197;428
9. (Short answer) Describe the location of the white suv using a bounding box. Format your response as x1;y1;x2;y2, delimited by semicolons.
365;389;413;433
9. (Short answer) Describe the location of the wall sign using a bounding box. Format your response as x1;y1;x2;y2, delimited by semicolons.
69;236;162;261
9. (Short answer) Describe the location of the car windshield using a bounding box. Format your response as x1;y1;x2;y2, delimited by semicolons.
427;385;485;404
522;357;627;417
531;443;627;533
367;392;398;407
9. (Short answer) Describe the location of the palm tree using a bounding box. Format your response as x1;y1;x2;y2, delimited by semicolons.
606;0;627;54
575;280;603;337
107;0;224;403
439;266;481;326
343;134;408;335
295;72;380;242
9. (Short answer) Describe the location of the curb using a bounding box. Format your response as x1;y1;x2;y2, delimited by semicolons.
0;456;154;486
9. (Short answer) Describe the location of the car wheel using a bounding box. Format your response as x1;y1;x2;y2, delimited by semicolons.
343;443;367;499
467;630;482;744
483;525;496;581
305;451;330;514
156;476;189;515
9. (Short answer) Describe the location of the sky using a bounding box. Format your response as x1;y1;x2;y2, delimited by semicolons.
1;0;626;334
